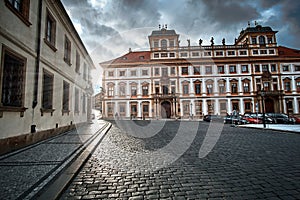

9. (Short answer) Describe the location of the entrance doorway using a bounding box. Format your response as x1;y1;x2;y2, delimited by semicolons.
265;98;275;113
161;101;171;118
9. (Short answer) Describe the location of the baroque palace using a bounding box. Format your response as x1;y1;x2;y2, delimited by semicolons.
0;0;95;154
100;24;300;119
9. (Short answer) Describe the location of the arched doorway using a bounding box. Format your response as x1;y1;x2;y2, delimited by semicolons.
161;101;171;118
265;98;275;113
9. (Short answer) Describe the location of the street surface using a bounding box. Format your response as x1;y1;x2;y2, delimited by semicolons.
61;120;300;199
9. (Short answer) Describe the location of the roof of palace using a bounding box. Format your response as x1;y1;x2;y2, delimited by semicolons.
100;51;151;66
149;28;178;36
278;46;300;58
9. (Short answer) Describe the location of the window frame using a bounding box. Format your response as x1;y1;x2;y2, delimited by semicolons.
41;69;54;114
64;35;71;65
44;9;57;51
5;0;31;26
62;81;70;114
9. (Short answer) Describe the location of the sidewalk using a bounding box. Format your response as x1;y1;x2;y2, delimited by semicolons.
0;120;111;200
239;124;300;133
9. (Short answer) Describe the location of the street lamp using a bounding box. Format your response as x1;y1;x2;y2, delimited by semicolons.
155;95;158;120
261;90;266;128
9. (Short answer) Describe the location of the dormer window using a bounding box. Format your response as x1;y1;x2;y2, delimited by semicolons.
259;36;266;45
161;39;167;50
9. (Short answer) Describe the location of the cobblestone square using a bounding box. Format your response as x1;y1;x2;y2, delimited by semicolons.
61;121;300;199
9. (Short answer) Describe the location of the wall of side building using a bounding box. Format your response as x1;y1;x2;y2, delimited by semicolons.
0;0;95;154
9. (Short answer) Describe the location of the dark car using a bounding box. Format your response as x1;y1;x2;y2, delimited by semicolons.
224;115;248;125
266;113;294;124
203;115;223;122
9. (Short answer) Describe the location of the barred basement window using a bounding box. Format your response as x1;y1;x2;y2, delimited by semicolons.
1;48;26;107
42;70;54;110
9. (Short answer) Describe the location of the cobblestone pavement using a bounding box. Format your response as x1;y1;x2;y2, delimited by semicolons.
61;121;300;199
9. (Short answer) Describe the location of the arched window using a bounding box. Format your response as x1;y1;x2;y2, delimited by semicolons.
161;39;167;50
259;36;266;45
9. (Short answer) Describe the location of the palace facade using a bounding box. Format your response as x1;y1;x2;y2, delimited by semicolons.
0;0;95;154
100;24;300;119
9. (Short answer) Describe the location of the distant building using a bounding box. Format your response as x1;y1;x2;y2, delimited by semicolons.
93;87;105;112
0;0;95;154
101;24;300;119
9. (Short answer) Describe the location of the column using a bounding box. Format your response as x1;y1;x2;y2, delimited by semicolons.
190;99;195;116
215;98;220;115
213;78;218;95
239;98;244;114
202;79;207;96
115;82;119;97
138;100;142;118
227;98;232;114
292;76;297;94
238;77;243;94
226;78;231;95
180;100;184;118
126;81;130;98
202;99;207;115
190;79;195;96
126;101;130;118
293;97;299;114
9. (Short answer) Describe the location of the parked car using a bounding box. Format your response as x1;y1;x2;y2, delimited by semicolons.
247;113;274;124
224;115;249;125
266;113;294;124
203;115;223;122
291;116;300;124
243;116;263;124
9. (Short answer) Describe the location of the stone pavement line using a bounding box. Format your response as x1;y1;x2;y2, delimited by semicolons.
0;120;110;200
25;121;112;200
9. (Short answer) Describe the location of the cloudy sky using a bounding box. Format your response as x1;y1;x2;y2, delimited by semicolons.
61;0;300;90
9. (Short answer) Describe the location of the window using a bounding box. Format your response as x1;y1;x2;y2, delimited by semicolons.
108;84;114;97
243;82;250;93
256;78;261;91
294;65;300;71
169;53;175;57
45;10;56;49
216;51;223;56
142;70;148;76
205;66;212;74
239;51;247;55
245;102;251;111
192;52;199;57
229;65;236;73
82;93;86;113
119;104;126;115
171;67;176;75
282;65;289;72
296;80;300;92
195;82;201;95
269;49;275;54
1;48;26;108
75;51;80;74
259;36;266;45
284;81;291;92
142;85;148;96
131;85;137;96
180;52;188;57
194;66;200;75
182;67;188;75
139;56;144;60
260;50;267;54
171;81;176;94
253;50;258;55
155;68;160;76
108;71;114;77
231;81;238;94
119;71;125;77
227;51;235;56
6;0;31;26
271;64;277;72
273;78;278;91
119;84;126;96
74;88;79;113
262;65;269;72
241;65;248;73
263;82;270;91
161;39;167;50
255;65;260;72
169;40;175;47
64;35;71;64
251;37;257;44
218;66;224;74
154;53;159;58
204;51;211;56
161;53;168;58
143;104;149;113
62;81;70;112
155;81;159;94
83;63;87;80
154;41;159;48
162;85;169;95
218;81;225;94
206;83;213;95
131;70;136;76
42;70;54;110
162;68;168;76
183;84;189;95
267;37;273;44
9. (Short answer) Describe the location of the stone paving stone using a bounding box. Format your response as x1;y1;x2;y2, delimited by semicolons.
60;121;300;199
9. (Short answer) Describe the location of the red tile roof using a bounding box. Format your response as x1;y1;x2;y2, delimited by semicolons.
100;51;151;66
278;46;300;58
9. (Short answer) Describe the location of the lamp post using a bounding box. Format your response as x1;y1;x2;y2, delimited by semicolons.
261;90;266;128
155;95;158;120
174;95;177;118
190;102;193;120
